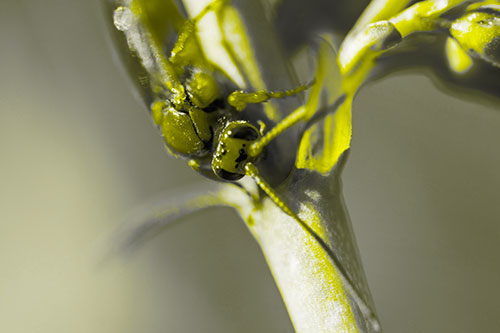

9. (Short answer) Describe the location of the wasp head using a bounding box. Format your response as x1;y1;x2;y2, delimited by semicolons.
212;121;261;181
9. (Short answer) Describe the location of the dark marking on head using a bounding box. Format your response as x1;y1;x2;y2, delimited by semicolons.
235;149;248;163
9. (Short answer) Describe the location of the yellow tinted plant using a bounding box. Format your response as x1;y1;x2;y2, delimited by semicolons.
107;0;500;331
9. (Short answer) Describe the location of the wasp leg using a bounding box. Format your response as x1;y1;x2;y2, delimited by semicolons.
170;0;230;62
227;82;313;111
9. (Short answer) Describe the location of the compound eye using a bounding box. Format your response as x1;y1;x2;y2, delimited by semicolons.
228;125;259;141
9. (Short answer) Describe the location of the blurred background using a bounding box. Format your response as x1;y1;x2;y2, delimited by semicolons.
1;0;499;332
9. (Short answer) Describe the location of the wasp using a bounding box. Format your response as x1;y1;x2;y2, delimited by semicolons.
112;0;320;222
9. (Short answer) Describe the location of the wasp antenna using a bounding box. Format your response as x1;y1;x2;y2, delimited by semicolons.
248;104;307;157
244;163;299;221
243;162;380;330
248;94;346;158
244;163;333;250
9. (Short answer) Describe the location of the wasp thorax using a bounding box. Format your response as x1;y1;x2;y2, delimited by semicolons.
212;121;260;181
186;71;220;109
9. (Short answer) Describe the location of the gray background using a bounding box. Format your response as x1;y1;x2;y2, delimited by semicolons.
1;0;499;332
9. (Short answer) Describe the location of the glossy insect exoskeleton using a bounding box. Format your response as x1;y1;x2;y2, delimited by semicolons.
112;0;311;184
113;0;311;202
149;68;268;182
